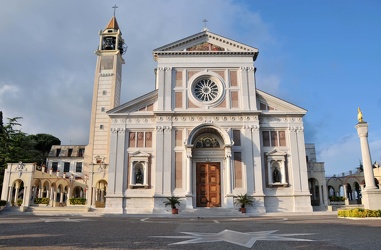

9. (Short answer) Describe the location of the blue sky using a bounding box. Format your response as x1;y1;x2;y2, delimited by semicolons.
0;0;380;176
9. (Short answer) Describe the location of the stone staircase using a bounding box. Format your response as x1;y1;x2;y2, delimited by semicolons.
178;207;248;217
27;205;90;215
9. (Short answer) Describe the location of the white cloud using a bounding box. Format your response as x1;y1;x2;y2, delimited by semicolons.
0;84;19;97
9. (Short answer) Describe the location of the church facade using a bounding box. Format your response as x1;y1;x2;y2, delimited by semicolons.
1;16;325;214
91;17;313;214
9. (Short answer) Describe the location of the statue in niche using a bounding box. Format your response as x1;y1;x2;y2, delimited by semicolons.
273;167;281;183
135;168;143;184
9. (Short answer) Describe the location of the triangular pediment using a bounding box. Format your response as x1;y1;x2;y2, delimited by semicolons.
256;89;307;114
153;30;258;54
130;151;150;157
107;90;157;116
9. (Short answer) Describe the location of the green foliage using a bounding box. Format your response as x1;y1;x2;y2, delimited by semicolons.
163;196;181;209
0;117;61;195
329;196;345;202
69;198;86;205
34;198;50;204
0;200;6;206
17;198;22;206
338;208;381;217
234;194;254;208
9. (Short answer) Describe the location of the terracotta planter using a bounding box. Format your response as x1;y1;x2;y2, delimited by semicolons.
240;207;246;213
172;208;178;214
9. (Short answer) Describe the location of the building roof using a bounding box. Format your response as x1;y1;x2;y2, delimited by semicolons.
105;16;120;31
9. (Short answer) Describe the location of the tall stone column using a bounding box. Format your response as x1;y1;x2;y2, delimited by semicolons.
355;122;377;190
355;110;381;210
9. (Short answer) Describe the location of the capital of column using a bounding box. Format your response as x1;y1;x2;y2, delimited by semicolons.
355;122;368;137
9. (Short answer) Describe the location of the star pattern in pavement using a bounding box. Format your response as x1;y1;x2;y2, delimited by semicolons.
152;229;315;248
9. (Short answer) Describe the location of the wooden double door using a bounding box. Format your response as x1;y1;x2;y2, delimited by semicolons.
196;162;221;207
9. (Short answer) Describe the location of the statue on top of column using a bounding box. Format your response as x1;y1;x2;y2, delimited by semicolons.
357;107;364;123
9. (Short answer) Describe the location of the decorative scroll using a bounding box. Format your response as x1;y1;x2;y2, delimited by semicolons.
195;136;220;148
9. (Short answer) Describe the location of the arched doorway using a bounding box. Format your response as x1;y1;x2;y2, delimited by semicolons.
10;180;24;205
308;178;320;206
186;124;233;208
95;180;107;208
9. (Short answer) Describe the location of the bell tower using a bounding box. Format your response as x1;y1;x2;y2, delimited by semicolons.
85;15;126;168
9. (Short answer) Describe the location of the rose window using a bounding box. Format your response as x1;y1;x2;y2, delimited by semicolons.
193;79;219;102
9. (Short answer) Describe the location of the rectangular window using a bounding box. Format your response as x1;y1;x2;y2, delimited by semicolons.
56;149;61;157
145;132;152;147
231;91;239;108
230;70;237;86
78;148;85;157
233;130;241;146
176;71;182;87
175;92;182;108
262;131;270;147
129;132;136;147
102;90;107;95
101;107;105;112
175;130;183;147
76;162;82;172
137;132;144;147
100;124;104;129
67;148;73;157
64;162;70;172
175;152;182;188
262;130;286;147
234;152;242;188
52;162;58;172
279;131;286;146
271;131;278;147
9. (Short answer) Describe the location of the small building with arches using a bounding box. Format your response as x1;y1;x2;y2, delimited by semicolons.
326;166;381;206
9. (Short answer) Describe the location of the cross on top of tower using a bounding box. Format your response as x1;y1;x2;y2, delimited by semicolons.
202;19;208;31
112;4;118;17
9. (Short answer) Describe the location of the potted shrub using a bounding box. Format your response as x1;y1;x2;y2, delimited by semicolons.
163;196;181;214
234;194;254;213
17;198;23;206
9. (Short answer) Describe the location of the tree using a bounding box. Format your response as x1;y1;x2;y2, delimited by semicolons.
0;117;61;195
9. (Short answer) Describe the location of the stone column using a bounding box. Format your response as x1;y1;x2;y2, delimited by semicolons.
143;161;148;186
355;122;377;189
14;187;19;204
343;184;349;205
8;186;13;203
186;147;192;195
185;147;193;209
355;120;381;210
92;187;96;205
225;147;234;208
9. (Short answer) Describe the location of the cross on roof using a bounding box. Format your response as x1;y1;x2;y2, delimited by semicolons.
202;19;208;30
112;4;118;16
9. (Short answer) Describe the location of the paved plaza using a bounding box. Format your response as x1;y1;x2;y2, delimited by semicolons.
1;211;381;249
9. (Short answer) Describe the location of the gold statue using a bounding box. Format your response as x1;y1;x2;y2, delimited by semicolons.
357;107;363;123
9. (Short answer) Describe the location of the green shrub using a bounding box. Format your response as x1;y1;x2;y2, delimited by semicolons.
338;208;381;218
17;198;23;206
34;198;50;204
329;196;345;202
69;198;86;205
0;200;7;206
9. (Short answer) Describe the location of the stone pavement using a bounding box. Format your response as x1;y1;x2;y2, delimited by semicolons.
1;208;381;249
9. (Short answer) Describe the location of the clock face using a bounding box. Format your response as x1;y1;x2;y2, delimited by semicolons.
193;78;219;102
